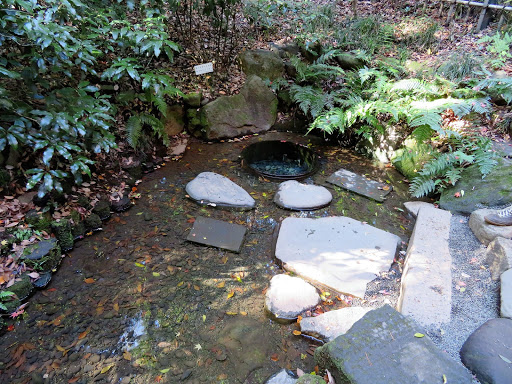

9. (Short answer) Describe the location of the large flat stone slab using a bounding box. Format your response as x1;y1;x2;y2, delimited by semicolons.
186;216;246;252
315;305;473;384
275;217;400;298
485;236;512;280
469;208;512;246
300;307;372;341
274;181;332;210
265;274;320;322
502;269;512;319
403;201;435;218
186;172;255;210
326;169;391;202
397;206;452;326
460;318;512;384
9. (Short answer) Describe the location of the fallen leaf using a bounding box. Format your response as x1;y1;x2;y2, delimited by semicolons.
270;353;279;361
100;365;113;374
78;329;89;340
227;290;234;299
499;354;511;364
293;330;302;336
217;281;225;288
84;278;95;284
414;333;424;338
123;350;132;361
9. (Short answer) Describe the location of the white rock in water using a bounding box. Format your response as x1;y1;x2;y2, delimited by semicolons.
501;269;512;319
274;180;332;210
186;172;255;210
300;307;372;341
265;274;320;321
275;216;400;298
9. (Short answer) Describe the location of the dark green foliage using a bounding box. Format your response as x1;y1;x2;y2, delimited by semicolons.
85;213;102;232
436;51;483;82
0;290;15;312
335;17;394;55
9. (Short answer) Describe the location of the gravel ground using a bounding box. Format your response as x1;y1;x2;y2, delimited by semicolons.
425;214;500;382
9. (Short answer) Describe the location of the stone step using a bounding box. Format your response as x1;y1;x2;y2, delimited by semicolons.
397;206;452;326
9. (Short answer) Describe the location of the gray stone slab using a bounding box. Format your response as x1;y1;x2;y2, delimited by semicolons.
186;216;246;253
326;169;391;202
485;236;512;280
300;307;372;341
397;206;452;326
403;201;435;218
265;369;297;384
186;172;255;210
265;274;320;321
274;181;332;210
470;208;512;246
315;305;474;384
492;140;512;158
501;269;512;319
275;217;400;298
460;318;512;384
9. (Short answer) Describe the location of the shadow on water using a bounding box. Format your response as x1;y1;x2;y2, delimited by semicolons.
0;131;415;384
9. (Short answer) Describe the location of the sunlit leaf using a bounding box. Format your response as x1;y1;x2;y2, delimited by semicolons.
414;333;425;338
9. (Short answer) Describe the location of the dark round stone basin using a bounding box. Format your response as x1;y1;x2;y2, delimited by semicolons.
241;140;319;180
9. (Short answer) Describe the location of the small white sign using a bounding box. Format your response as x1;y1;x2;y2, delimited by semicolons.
194;62;214;75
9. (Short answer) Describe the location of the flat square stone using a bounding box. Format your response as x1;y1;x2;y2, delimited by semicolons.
187;216;246;252
275;217;400;298
326;169;391;202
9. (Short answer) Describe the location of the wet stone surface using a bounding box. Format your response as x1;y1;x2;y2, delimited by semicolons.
327;168;392;202
186;216;247;253
0;132;414;384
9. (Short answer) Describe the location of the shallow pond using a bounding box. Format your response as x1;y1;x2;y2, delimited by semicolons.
0;131;415;384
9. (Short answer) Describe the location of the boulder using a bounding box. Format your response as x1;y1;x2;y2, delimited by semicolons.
92;200;111;221
501;269;512;319
485;236;512;280
334;52;366;70
315;305;473;384
22;238;62;273
185;172;255;210
392;139;434;180
198;75;278;140
51;220;74;252
274;181;332;210
240;50;284;81
469;209;512;246
355;124;409;164
269;41;300;58
162;105;185;137
183;92;202;108
460;318;512;384
265;274;320;322
439;158;512;214
300;307;372;341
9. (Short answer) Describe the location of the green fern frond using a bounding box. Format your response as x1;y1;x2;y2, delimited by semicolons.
139;113;169;146
391;79;428;92
409;176;439;197
126;115;143;149
149;92;168;117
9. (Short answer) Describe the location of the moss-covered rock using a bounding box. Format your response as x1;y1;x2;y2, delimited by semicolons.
162;104;185;137
297;374;325;384
22;238;62;272
51;219;74;252
25;210;52;232
122;159;142;180
183;92;202;108
239;49;284;81
92;200;111;221
8;275;33;302
197;75;278;140
335;52;366;70
70;210;85;240
77;195;92;210
392;139;434;180
439;158;512;214
85;213;102;231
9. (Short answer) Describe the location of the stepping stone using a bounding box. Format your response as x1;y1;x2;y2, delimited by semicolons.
274;180;332;210
22;238;62;273
326;169;391;202
469;208;512;246
275;217;400;298
186;216;246;253
315;305;474;384
501;269;512;319
265;274;320;322
403;201;435;218
300;307;372;341
397;206;452;326
460;318;512;384
186;172;255;210
265;369;297;384
485;237;512;281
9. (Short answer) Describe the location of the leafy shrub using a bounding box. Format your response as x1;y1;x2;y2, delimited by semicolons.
335;17;395;55
436;51;483;82
478;32;512;69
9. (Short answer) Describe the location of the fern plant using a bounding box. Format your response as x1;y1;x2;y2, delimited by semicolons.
0;291;15;311
126;113;168;150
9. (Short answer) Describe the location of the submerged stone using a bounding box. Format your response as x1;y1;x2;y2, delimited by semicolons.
186;172;255;210
186;216;247;253
265;274;320;322
315;305;473;384
326;168;392;202
275;217;400;298
274;181;332;210
265;369;297;384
